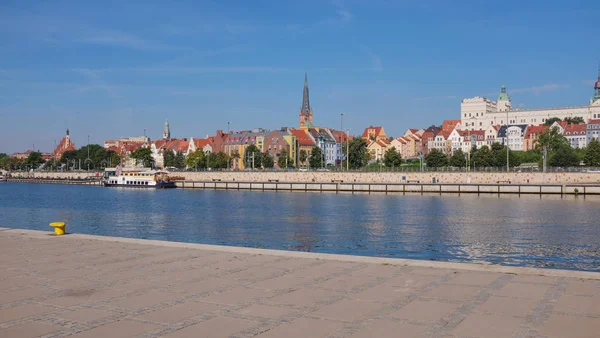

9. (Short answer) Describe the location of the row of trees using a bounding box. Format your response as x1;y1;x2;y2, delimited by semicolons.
59;145;120;170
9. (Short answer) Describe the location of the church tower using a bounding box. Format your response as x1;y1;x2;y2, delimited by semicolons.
497;85;512;112
162;119;171;140
299;73;314;129
592;64;600;105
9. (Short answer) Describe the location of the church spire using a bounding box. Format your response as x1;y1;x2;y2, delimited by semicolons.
299;73;314;128
162;119;171;140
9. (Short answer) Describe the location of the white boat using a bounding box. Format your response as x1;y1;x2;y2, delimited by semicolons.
103;167;176;189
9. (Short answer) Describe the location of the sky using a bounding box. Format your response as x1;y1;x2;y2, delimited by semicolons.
1;0;599;154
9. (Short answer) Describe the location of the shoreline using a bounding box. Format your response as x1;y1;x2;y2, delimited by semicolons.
3;227;599;279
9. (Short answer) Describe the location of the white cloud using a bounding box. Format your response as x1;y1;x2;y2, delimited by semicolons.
75;31;184;51
582;79;596;86
511;83;569;95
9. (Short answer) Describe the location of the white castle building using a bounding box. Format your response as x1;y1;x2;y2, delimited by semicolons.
461;68;600;131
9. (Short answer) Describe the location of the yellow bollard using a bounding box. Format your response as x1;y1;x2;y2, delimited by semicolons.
49;222;66;235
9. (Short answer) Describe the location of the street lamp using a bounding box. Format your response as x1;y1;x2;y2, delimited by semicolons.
345;128;351;171
506;109;509;172
340;112;344;171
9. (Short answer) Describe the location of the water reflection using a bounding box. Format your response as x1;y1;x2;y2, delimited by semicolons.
1;183;600;271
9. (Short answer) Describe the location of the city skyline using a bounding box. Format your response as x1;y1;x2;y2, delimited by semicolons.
1;0;600;153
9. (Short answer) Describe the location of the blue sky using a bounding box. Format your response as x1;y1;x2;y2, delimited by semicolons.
1;0;599;153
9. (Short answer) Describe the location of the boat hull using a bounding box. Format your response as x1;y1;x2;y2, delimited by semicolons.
103;182;176;189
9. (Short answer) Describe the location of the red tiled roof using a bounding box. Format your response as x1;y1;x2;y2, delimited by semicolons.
362;126;384;138
193;138;212;148
564;123;586;135
524;125;548;139
330;129;349;143
291;129;315;146
442;119;461;132
421;131;435;140
587;119;600;125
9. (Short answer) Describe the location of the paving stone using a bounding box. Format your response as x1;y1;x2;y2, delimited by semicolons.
0;303;55;324
451;313;523;338
107;290;175;310
309;298;384;322
58;307;115;323
0;322;62;338
135;301;222;324
539;313;600;338
476;296;537;318
390;299;459;322
493;282;550;299
161;316;258;338
348;319;428;338
448;272;499;286
174;276;238;294
383;273;439;288
250;274;308;290
423;284;481;301
350;284;411;303
201;287;275;306
0;286;54;304
316;275;375;291
554;294;600;315
70;319;159;338
236;304;297;319
254;317;345;338
565;280;600;297
43;287;125;307
268;287;339;307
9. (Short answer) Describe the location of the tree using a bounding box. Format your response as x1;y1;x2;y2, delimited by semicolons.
472;146;493;167
185;150;206;169
131;147;153;167
383;147;402;167
550;144;579;167
309;146;323;168
424;149;448;168
60;150;78;165
163;150;176;168
244;145;262;169
0;153;10;170
25;151;45;169
535;126;569;152
584;140;600;166
277;149;290;169
544;117;562;126
449;149;466;168
174;151;186;169
262;152;274;168
207;152;229;169
347;137;369;169
299;149;307;166
564;116;585;124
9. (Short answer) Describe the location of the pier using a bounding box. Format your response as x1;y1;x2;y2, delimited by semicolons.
1;228;599;337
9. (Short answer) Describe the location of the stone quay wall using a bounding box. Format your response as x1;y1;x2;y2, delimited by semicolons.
25;171;600;185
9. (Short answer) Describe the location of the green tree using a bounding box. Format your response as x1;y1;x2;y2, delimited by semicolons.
25;151;45;169
0;153;10;170
584;140;600;166
208;152;229;169
564;116;585;124
262;152;274;168
244;145;262;169
535;126;569;152
309;146;323;168
544;117;562;126
424;149;448;168
549;144;579;167
185;150;206;169
60;150;79;165
277;148;290;168
449;149;466;168
131;147;153;167
383;147;402;167
299;149;308;166
105;150;120;168
163;150;176;168
347;137;369;169
472;146;493;167
174;151;186;169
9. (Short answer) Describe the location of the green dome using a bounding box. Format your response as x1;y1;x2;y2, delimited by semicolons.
498;85;510;101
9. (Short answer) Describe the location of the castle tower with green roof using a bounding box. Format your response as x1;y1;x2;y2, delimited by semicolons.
497;85;512;112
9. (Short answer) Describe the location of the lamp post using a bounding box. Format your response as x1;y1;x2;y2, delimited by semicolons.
340;112;344;170
346;128;351;171
506;109;509;172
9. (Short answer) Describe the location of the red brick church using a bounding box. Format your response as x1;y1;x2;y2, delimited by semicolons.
54;129;76;160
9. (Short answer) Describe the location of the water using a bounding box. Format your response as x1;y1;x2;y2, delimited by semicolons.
1;182;599;272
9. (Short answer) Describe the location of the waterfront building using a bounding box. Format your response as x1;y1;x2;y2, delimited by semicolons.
209;130;229;154
306;128;337;166
461;68;600;131
459;130;485;153
367;139;390;162
485;125;501;146
330;129;349;165
497;125;528;151
290;129;314;167
223;129;271;169
150;138;189;168
162;119;171;140
362;126;387;143
264;129;296;168
187;137;213;155
53;129;77;160
420;131;435;155
586;119;600;144
299;73;314;129
551;121;588;149
523;125;548;151
390;137;410;159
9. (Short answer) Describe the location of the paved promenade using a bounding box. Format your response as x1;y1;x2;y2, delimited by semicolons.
1;228;599;338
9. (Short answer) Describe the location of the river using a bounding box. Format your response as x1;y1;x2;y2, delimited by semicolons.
1;182;599;271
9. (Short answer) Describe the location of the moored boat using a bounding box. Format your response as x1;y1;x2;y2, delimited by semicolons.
103;167;176;189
